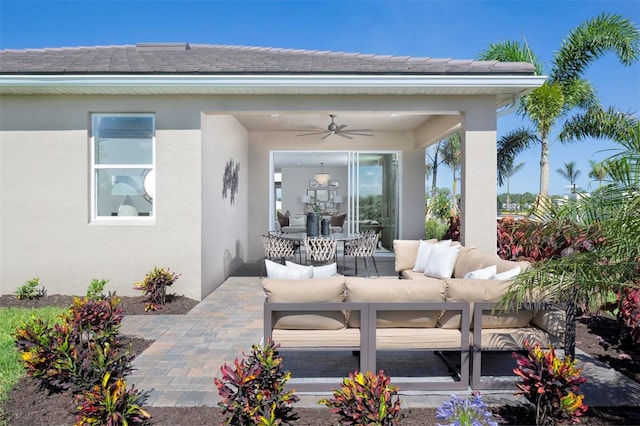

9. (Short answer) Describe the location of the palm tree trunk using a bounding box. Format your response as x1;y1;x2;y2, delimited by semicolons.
452;174;457;212
539;137;550;196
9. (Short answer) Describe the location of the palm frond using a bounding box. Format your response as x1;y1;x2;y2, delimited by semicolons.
496;128;538;185
477;40;545;75
559;107;638;144
552;12;640;83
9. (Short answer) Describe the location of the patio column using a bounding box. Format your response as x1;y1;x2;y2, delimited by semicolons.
460;100;497;254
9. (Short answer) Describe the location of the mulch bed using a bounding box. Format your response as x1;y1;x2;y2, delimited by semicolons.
1;295;639;425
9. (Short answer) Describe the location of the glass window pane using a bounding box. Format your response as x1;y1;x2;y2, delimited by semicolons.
93;115;153;165
96;168;153;217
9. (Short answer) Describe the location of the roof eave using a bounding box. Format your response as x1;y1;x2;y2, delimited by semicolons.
0;74;546;104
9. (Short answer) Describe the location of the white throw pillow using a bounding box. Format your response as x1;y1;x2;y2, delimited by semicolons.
312;263;338;278
491;266;521;280
424;244;461;279
266;259;313;279
289;216;306;227
413;239;451;272
463;265;497;280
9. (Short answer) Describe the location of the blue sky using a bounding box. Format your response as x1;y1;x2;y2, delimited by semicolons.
1;0;638;196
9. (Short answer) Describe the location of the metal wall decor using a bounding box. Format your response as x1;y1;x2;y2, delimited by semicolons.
222;159;240;204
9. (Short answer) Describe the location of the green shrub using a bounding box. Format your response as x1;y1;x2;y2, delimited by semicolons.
513;342;588;425
214;340;299;425
75;372;151;426
319;370;402;425
15;277;46;300
86;279;109;301
424;219;448;240
134;267;180;311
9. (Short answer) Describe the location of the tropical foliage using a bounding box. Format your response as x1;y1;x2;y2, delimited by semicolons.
500;113;640;356
319;370;402;426
513;342;588;425
478;13;640;195
215;340;298;425
134;267;180;311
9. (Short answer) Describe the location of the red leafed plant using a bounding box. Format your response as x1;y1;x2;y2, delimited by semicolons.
513;341;588;425
214;340;298;425
619;287;640;346
319;370;402;425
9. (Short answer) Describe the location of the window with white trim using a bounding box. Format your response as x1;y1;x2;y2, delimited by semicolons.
91;113;155;219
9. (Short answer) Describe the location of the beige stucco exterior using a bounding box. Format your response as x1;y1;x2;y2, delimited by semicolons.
2;92;501;299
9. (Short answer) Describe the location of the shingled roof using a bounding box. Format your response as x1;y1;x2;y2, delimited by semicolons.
0;43;535;75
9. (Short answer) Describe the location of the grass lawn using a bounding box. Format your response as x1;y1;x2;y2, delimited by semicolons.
0;307;65;406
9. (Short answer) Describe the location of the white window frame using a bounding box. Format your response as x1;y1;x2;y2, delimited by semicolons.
90;113;156;222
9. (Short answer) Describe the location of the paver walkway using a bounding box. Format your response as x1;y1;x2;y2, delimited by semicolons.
123;276;640;409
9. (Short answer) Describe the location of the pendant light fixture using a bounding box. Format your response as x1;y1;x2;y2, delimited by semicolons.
314;162;331;186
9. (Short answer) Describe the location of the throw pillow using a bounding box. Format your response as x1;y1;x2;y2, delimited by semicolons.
330;213;347;227
265;259;313;279
277;210;290;227
413;239;451;272
463;265;497;280
424;244;461;279
491;266;521;280
313;262;338;278
289;216;306;227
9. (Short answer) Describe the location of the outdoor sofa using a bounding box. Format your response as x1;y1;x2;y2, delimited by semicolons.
262;240;565;390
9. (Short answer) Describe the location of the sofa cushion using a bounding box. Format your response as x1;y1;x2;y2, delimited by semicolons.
413;239;450;272
330;213;347;227
346;277;444;328
263;276;346;330
491;266;521;280
453;247;492;278
266;259;313;279
463;265;497;279
289;215;306;227
424;244;461;279
277;210;290;227
271;329;360;348
285;261;337;278
377;328;463;350
440;278;532;329
393;239;436;272
473;327;562;350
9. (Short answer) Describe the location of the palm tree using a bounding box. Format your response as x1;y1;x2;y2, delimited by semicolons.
587;160;607;189
478;13;640;196
501;113;640;358
439;133;461;212
556;161;581;193
503;161;525;205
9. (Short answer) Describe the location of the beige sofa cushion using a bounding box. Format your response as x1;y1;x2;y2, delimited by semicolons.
376;328;463;350
453;247;491;278
271;329;360;348
473;327;562;350
393;239;436;272
440;278;533;329
263;276;346;330
346;277;444;328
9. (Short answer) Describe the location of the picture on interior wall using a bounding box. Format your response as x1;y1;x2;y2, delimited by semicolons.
307;189;315;203
329;190;338;201
309;180;320;189
329;181;339;188
316;189;329;202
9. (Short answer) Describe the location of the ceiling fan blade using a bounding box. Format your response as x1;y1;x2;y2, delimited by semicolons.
341;128;373;133
336;124;347;131
321;132;333;140
337;133;353;139
342;132;373;137
296;131;328;136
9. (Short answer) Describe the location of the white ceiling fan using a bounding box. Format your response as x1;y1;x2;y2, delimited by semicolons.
293;114;373;139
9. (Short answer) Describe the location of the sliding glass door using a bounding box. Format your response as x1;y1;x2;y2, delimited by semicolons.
347;152;399;250
272;150;399;250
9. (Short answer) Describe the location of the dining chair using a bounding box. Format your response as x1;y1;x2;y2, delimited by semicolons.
344;230;379;277
304;237;337;266
261;234;297;277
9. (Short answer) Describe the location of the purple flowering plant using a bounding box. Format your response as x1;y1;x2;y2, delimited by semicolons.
436;393;497;426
